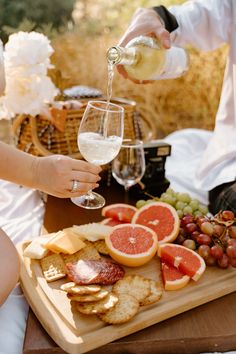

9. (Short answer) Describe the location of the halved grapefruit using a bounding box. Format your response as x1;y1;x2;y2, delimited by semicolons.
158;243;206;281
105;224;158;267
132;202;180;244
100;218;124;226
161;261;190;290
102;203;137;223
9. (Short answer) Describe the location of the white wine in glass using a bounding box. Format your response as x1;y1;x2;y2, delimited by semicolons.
112;139;146;191
71;100;124;209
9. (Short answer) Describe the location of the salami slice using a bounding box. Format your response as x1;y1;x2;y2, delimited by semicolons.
66;259;125;285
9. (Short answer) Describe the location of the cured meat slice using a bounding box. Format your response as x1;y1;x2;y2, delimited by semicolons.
66;259;125;285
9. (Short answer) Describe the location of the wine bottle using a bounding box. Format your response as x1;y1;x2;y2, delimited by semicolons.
106;36;189;81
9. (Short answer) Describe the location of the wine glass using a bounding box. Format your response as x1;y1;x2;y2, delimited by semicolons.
71;100;124;209
112;139;146;191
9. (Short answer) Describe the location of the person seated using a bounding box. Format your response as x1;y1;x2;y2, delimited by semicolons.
0;228;20;307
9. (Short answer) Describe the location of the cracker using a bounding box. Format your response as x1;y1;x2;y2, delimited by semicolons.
98;293;139;324
76;293;119;315
40;254;66;282
113;275;150;303
93;240;109;255
60;282;101;295
62;241;101;264
67;289;109;302
140;280;163;306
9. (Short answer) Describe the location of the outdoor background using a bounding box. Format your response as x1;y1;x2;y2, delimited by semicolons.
0;0;227;141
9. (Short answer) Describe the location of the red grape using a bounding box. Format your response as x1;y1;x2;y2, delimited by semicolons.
200;221;214;236
217;254;229;269
198;245;210;259
226;245;236;258
213;224;225;237
196;233;212;246
183;239;196;250
227;238;236;247
191;230;200;241
181;214;194;227
222;210;235;221
210;245;223;259
184;222;198;234
228;226;236;239
175;234;186;245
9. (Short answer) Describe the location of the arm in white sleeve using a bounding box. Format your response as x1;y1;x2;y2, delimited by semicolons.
169;0;232;51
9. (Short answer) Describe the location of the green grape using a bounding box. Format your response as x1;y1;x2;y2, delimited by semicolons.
146;199;156;204
189;199;199;211
177;209;184;218
198;204;209;215
194;210;202;217
175;201;186;210
136;200;147;209
177;193;191;203
161;195;176;206
166;187;175;196
183;205;193;215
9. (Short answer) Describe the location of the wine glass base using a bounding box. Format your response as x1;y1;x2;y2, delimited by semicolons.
71;192;105;209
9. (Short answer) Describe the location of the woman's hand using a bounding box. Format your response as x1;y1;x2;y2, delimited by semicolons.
33;155;102;198
117;7;171;84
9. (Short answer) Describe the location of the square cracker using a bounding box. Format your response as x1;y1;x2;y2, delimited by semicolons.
40;253;67;282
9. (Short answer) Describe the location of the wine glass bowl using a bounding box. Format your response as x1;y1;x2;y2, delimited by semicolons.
71;100;124;209
112;139;146;191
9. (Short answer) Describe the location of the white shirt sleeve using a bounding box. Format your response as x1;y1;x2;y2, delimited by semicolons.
170;0;232;51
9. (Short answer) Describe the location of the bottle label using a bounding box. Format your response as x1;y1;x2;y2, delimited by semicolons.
153;46;189;80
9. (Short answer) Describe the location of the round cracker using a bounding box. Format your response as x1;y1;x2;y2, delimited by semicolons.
76;293;119;315
140;280;163;306
67;289;109;302
61;282;101;295
98;293;139;324
113;275;150;303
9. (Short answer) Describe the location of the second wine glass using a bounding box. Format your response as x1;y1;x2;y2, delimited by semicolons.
71;100;124;209
112;139;146;191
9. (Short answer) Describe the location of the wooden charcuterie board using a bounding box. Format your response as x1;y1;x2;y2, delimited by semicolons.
17;240;236;354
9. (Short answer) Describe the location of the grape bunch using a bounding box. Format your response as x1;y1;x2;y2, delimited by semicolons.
175;210;236;269
136;187;209;217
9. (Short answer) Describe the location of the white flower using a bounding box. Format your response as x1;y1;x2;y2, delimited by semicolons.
0;31;58;120
4;31;54;68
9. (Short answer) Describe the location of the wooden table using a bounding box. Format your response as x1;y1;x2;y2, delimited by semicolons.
23;182;236;354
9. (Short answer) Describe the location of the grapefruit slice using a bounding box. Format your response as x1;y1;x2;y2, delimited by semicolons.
100;218;124;226
102;203;137;223
132;201;180;244
105;224;158;267
158;243;206;281
161;261;190;290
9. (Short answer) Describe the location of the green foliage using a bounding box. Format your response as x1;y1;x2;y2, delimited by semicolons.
0;0;75;42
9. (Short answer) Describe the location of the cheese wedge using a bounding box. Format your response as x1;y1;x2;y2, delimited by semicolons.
72;223;113;242
44;229;86;254
23;234;56;259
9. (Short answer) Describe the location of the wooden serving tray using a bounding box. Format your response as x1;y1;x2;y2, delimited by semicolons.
17;241;236;354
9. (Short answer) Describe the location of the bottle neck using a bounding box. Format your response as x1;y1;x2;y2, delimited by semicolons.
106;46;139;66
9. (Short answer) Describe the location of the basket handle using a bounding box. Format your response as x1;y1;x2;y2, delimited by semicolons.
30;116;53;156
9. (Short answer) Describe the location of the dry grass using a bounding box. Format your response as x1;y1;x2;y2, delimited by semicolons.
51;32;227;139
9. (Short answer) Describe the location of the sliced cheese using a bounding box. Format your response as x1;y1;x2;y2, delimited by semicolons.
72;223;113;242
23;234;56;259
44;229;86;254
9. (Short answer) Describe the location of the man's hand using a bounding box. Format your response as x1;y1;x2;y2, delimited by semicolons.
117;7;171;84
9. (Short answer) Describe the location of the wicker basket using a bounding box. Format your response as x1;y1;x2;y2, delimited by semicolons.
12;97;143;159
